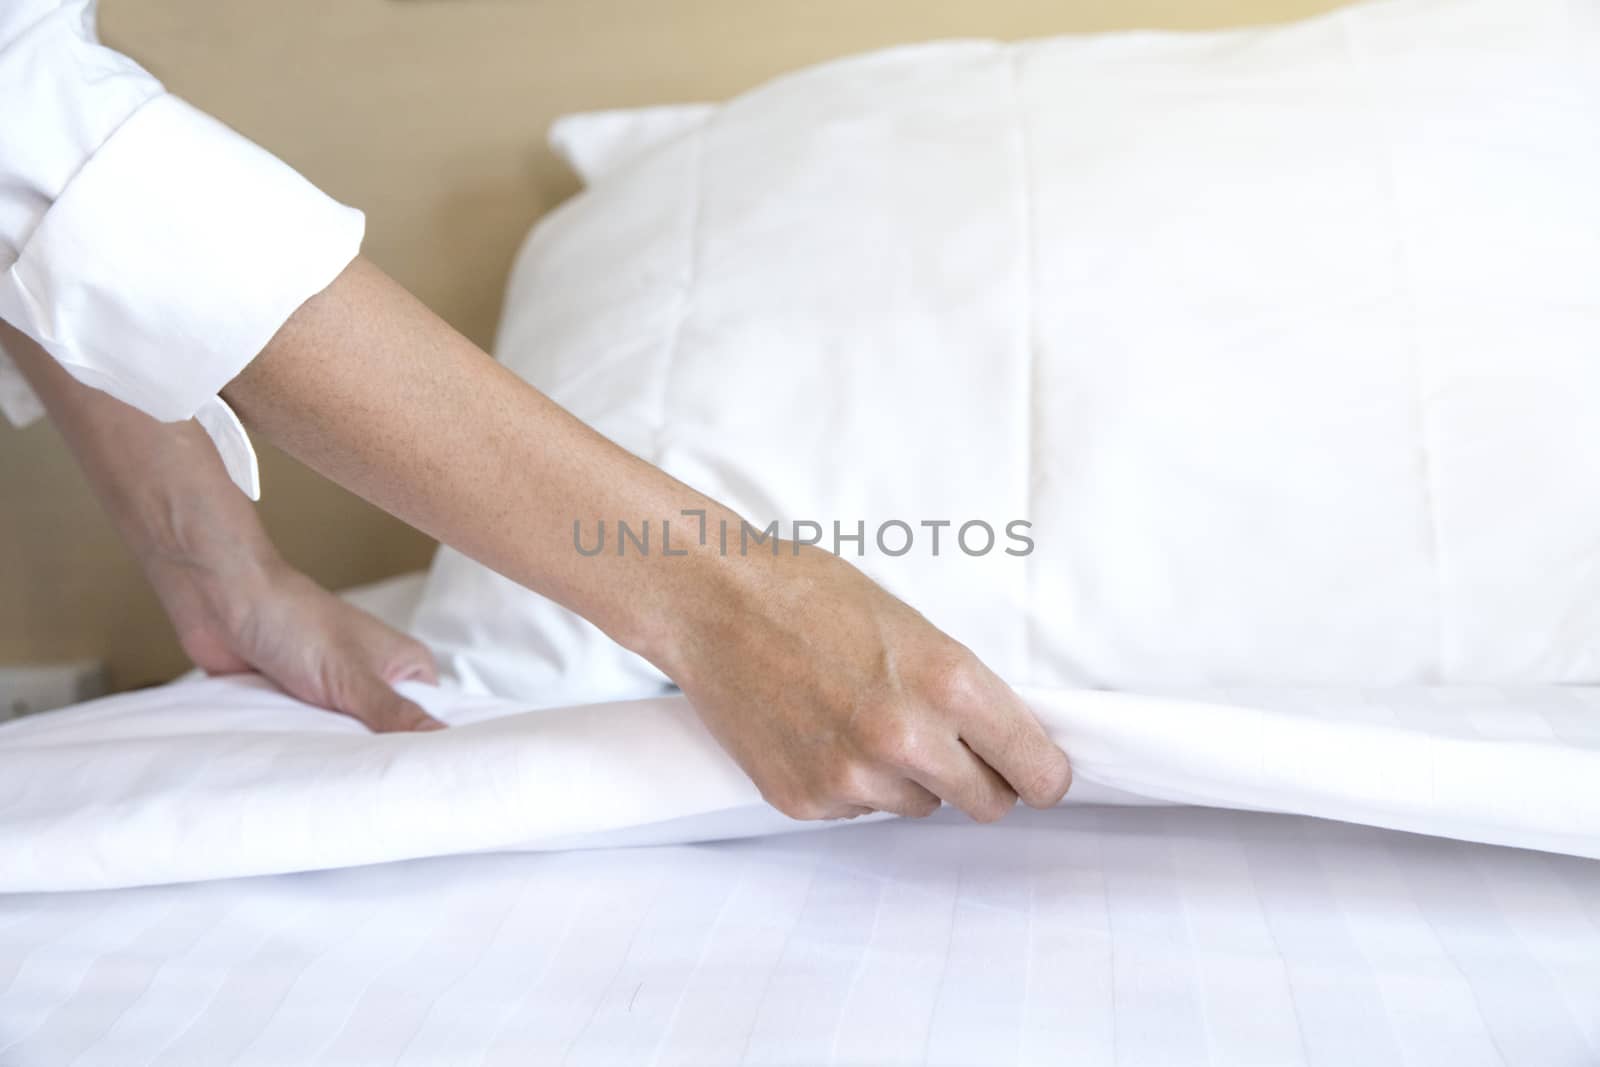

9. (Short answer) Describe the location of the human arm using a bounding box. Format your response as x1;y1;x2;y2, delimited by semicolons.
224;257;1073;820
1;320;442;733
0;1;1070;817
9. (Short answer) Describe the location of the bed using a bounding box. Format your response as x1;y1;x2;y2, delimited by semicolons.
4;801;1596;1065
6;0;1600;1062
2;574;1598;1064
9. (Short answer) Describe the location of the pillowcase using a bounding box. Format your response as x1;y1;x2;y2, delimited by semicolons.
414;0;1600;705
548;104;715;186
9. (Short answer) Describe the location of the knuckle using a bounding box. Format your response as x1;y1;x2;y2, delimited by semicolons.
860;714;929;769
921;652;984;711
825;761;876;806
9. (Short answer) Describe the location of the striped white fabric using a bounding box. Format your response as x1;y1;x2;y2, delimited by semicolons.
1;805;1595;1065
2;678;1596;893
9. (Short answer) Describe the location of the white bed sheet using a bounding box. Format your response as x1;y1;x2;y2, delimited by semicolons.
2;805;1597;1066
1;677;1595;894
2;573;1597;1062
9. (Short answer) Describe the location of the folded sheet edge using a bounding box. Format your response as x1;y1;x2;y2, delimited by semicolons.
0;677;1592;892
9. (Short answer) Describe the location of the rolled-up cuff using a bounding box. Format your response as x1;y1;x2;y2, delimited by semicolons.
0;91;363;427
194;396;262;500
0;331;260;499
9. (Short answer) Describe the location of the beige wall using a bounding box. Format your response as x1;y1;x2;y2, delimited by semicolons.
0;0;1353;688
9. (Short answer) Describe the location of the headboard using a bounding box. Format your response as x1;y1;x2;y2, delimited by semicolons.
0;0;1355;687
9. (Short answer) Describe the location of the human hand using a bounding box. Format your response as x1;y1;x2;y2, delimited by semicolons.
216;261;1056;772
655;543;1071;822
0;319;442;733
148;551;444;733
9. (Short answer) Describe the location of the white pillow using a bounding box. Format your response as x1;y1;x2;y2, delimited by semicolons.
548;103;715;185
415;0;1600;705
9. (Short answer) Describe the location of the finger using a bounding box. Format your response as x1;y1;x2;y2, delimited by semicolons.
951;669;1071;809
827;806;876;821
859;778;942;820
902;736;1018;823
384;637;439;686
340;671;447;733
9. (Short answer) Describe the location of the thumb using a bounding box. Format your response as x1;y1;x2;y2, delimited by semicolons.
337;669;447;734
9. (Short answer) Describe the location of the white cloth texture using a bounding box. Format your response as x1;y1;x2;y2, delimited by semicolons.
0;674;1594;893
1;805;1596;1066
548;103;714;186
0;0;367;499
4;576;1596;1061
415;0;1600;705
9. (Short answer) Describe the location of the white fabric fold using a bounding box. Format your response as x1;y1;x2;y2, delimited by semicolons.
0;95;364;427
191;395;261;500
0;3;365;496
0;676;1592;893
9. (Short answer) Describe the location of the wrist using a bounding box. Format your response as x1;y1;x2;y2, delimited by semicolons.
623;525;795;687
123;486;286;652
121;480;278;581
137;518;290;673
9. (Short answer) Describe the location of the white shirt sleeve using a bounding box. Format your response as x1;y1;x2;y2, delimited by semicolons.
0;1;366;498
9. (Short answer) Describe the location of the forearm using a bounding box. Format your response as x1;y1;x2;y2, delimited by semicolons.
225;259;1070;822
223;256;753;669
1;321;274;580
11;256;1069;816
